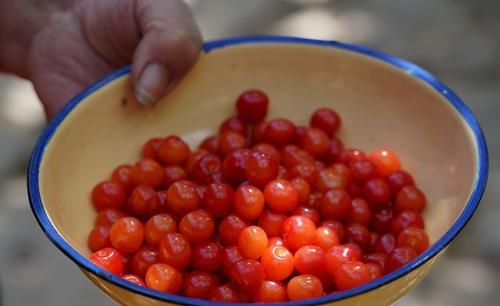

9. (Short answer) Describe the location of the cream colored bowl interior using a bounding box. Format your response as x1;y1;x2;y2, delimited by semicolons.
38;42;477;305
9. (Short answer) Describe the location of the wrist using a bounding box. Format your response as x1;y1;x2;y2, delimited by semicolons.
0;1;61;77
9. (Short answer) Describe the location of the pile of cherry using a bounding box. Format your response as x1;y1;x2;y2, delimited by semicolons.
88;89;429;303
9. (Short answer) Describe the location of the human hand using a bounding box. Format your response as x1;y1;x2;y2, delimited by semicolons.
0;0;202;118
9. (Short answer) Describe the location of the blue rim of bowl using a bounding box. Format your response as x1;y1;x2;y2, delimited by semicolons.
28;35;488;305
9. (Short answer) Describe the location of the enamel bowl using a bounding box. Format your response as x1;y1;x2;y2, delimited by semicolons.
28;36;488;306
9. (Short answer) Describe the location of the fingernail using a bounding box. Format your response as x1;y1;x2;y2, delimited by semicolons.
135;63;170;106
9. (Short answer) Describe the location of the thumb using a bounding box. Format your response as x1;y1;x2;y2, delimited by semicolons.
132;0;202;106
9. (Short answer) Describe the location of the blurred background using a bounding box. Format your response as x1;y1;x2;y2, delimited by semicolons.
0;0;499;305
